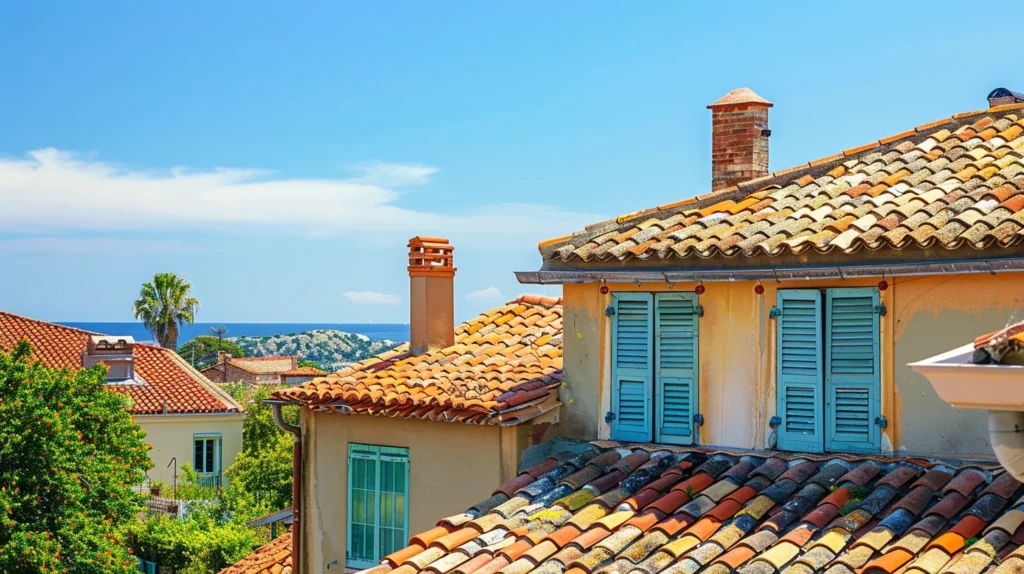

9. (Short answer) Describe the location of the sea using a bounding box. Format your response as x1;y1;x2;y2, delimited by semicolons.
58;322;409;346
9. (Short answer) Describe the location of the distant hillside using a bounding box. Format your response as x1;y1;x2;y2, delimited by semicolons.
233;330;397;371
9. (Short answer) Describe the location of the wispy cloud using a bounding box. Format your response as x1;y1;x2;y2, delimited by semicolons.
465;286;502;301
0;236;186;254
344;291;400;305
0;149;602;240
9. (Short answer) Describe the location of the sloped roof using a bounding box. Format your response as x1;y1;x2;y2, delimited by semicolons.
0;311;241;415
280;366;327;377
272;295;563;425
352;444;1024;574
219;531;291;574
541;103;1024;266
228;356;297;375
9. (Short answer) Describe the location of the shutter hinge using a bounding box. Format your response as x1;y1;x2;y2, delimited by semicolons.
873;303;887;316
769;415;782;428
694;304;704;318
605;411;616;423
605;305;616;316
693;413;704;426
875;415;888;429
769;306;781;319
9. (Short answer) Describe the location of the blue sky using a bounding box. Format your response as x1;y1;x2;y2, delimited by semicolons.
0;1;1020;323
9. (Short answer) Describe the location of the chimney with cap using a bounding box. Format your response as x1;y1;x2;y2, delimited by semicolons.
407;236;456;355
708;87;773;191
988;88;1024;107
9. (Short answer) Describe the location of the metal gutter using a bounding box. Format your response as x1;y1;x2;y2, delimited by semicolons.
268;400;301;573
517;257;1024;284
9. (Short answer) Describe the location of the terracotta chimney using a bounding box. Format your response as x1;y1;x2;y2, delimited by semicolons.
408;237;456;355
708;87;773;191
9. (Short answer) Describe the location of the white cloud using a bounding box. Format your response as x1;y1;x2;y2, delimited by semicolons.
0;236;186;254
344;291;400;305
465;287;503;301
0;149;603;240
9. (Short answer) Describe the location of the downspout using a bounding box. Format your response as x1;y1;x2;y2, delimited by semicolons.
989;411;1024;481
270;401;301;574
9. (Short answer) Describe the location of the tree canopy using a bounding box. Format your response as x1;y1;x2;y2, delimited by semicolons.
177;336;246;369
0;341;152;574
132;273;200;349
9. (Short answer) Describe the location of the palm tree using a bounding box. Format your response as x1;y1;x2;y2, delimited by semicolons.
132;273;200;349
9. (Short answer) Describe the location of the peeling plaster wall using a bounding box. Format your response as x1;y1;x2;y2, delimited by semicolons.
892;273;1024;458
558;273;1024;455
300;412;509;574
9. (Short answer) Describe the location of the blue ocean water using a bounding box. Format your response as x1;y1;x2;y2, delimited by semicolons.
58;322;409;346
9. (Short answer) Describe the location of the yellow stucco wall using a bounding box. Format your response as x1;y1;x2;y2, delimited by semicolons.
300;412;531;574
561;272;1024;457
136;413;244;485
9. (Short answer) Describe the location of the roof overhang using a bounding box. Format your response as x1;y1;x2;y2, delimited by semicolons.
910;343;1024;411
518;256;1024;284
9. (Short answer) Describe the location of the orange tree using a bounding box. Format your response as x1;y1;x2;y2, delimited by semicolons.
0;341;152;573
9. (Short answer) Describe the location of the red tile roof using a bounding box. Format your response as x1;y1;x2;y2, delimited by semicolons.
0;311;241;414
351;444;1023;574
541;103;1024;265
227;356;297;375
272;295;563;425
219;531;291;574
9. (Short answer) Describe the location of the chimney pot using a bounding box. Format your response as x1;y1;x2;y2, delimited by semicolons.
408;237;456;354
708;87;773;191
988;87;1024;108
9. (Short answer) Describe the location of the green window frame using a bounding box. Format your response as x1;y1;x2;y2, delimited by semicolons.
347;444;410;569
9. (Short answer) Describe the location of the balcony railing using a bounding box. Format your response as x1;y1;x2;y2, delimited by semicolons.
194;473;222;491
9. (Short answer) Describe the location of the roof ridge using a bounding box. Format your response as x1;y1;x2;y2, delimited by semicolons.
509;294;563;307
161;347;243;413
538;101;1024;257
231;355;297;361
0;310;102;337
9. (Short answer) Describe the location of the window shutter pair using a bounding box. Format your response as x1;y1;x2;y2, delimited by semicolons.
776;289;881;453
610;293;699;445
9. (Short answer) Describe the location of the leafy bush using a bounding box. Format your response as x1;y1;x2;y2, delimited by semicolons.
0;341;152;574
131;508;256;573
177;336;246;369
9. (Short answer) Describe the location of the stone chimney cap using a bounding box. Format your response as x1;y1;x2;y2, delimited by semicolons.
408;236;455;278
708;87;773;109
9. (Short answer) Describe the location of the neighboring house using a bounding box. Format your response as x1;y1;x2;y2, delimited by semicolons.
219;529;292;574
280;366;327;387
0;311;244;488
254;237;562;572
517;87;1024;458
203;353;298;385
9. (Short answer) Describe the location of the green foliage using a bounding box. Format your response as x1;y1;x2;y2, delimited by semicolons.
175;464;218;502
297;359;322;370
839;498;862;515
849;485;873;499
131;507;257;573
177;336;246;368
0;341;152;574
133;273;200;349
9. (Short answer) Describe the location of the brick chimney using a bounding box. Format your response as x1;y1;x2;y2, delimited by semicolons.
408;237;456;355
708;87;773;191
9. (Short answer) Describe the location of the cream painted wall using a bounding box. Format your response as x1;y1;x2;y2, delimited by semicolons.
137;413;245;485
300;412;527;574
559;272;1024;457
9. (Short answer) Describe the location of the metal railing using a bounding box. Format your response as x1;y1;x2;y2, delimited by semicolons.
194;473;222;490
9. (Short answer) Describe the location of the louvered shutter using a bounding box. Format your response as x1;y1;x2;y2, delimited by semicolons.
776;290;824;453
654;293;699;445
610;293;653;442
825;288;881;452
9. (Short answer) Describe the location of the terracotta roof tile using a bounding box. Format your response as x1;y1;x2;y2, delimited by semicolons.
271;296;562;425
280;366;327;377
219;531;291;574
539;104;1024;264
227;356;298;375
344;446;1018;574
0;311;240;414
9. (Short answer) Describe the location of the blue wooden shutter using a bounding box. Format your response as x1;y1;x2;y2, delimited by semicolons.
654;293;699;445
776;290;824;453
825;288;881;452
610;293;653;442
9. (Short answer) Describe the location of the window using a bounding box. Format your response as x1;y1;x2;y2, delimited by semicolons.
609;292;700;445
348;444;409;569
193;434;222;488
775;288;882;453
